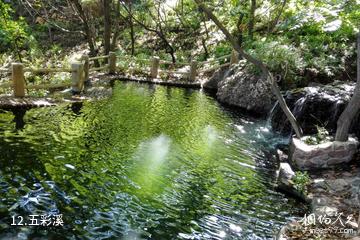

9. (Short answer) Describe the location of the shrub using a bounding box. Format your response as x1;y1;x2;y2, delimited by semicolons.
303;125;331;145
293;171;311;195
0;2;31;54
247;37;305;87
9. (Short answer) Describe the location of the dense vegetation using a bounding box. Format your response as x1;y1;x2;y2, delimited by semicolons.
1;0;359;88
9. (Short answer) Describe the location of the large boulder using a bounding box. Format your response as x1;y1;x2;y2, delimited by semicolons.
270;82;360;138
215;64;275;113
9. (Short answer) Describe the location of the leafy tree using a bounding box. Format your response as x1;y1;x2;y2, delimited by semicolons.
0;1;30;61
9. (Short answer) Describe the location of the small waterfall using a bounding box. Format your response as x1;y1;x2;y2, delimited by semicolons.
266;100;279;129
267;83;358;138
292;96;307;118
330;100;342;124
265;94;308;135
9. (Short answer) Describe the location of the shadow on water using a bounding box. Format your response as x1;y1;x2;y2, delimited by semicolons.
11;109;27;130
70;102;84;115
0;82;307;240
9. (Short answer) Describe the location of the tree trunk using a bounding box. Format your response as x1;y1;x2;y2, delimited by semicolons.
335;33;360;141
110;1;120;51
202;38;209;59
167;45;176;63
237;12;245;48
103;0;111;55
248;0;256;40
41;1;53;43
70;0;98;60
111;28;120;51
268;0;287;33
123;4;174;61
129;2;135;56
157;30;176;63
194;0;303;139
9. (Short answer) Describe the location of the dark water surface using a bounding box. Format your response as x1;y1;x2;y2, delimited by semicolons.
0;82;305;239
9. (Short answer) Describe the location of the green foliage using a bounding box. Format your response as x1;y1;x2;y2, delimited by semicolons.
277;0;359;81
304;136;317;145
213;42;232;59
1;0;359;90
116;51;151;76
0;2;31;53
293;171;310;195
315;125;330;142
304;125;331;145
247;37;305;86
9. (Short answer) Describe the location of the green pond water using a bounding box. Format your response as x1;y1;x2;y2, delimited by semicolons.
0;82;305;239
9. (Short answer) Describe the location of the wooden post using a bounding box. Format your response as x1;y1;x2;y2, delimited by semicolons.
108;52;116;74
12;63;25;97
83;55;90;83
189;60;197;81
150;56;160;78
71;62;84;94
230;49;239;65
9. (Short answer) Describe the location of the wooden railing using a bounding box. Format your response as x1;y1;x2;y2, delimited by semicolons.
0;50;239;97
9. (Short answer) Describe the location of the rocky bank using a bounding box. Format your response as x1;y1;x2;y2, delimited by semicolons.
204;64;360;239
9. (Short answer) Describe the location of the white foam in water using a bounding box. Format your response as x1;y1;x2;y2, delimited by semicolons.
219;230;226;238
229;223;242;232
209;216;218;222
65;164;76;170
236;125;246;134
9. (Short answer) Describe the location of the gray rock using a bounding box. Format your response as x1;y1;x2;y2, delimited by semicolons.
328;179;348;192
313;178;327;189
312;196;331;207
270;82;360;139
276;149;288;162
289;137;359;170
278;162;295;186
351;177;360;186
311;196;339;216
274;224;288;240
216;65;275;113
350;181;360;206
202;66;230;90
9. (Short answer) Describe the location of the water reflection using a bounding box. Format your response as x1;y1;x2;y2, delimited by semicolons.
0;82;306;239
12;109;27;130
70;102;83;115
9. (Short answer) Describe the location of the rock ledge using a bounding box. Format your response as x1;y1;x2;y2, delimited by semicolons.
289;137;359;170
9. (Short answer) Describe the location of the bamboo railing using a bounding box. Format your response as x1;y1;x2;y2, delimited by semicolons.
0;50;239;97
